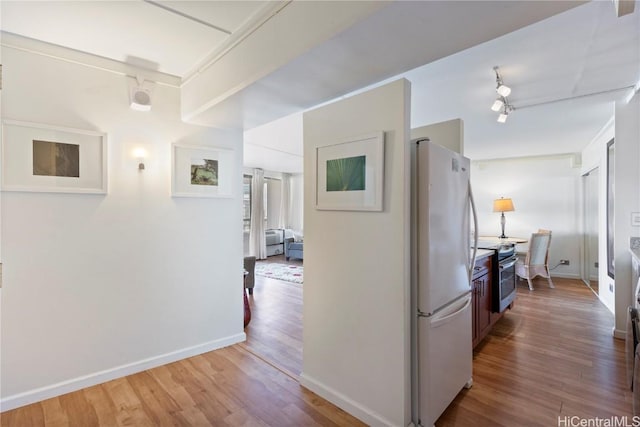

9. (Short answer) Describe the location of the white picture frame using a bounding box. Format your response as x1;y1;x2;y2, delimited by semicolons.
1;120;107;194
171;144;234;198
315;131;384;211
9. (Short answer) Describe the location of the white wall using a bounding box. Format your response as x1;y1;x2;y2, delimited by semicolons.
411;118;463;154
581;118;615;313
613;94;640;336
1;46;244;409
471;155;582;278
302;79;411;426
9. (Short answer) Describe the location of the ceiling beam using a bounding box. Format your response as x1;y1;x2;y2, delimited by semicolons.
143;0;232;34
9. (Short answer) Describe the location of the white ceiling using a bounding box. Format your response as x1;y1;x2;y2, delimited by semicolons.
2;1;638;172
1;0;274;77
245;0;639;170
403;0;639;160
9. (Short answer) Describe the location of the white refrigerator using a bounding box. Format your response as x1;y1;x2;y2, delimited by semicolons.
411;139;477;427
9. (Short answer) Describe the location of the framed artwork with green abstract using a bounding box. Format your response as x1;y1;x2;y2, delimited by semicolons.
315;131;384;211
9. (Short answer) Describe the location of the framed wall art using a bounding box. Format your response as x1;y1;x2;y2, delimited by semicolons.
1;120;107;194
315;131;384;211
171;144;234;198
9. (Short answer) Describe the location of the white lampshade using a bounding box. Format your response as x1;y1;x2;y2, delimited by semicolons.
496;84;511;97
491;98;504;112
497;112;508;123
493;198;515;213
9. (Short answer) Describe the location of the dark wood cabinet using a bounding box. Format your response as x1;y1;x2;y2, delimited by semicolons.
472;254;493;348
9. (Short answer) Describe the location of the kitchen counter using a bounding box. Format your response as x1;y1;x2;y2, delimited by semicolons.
474;248;494;260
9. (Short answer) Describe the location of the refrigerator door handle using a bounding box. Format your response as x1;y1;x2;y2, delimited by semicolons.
468;181;479;282
431;295;472;327
418;291;472;318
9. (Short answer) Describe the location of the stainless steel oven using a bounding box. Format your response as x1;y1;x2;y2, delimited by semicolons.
493;245;517;312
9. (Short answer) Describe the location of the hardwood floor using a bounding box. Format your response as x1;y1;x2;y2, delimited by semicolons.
1;342;362;426
240;264;304;377
437;277;631;426
3;275;632;426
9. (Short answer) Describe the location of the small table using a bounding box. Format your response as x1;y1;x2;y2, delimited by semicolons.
478;236;528;244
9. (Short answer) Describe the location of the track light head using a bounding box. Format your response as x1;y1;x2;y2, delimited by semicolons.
491;98;504;112
496;84;511;97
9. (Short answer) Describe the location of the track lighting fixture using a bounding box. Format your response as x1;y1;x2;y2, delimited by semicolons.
496;83;511;97
492;66;514;123
497;102;514;123
494;66;511;97
491;98;504;112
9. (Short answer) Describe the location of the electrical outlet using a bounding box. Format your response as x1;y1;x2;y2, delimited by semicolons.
560;259;570;265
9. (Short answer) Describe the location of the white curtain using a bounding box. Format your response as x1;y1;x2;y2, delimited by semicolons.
278;173;291;230
249;169;267;259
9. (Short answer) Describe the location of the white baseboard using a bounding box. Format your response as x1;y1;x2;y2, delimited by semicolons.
299;372;399;427
1;333;246;412
613;327;626;340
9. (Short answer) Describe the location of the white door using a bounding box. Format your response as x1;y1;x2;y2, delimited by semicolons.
418;294;472;426
416;141;471;314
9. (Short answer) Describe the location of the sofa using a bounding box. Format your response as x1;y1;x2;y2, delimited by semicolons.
285;239;303;261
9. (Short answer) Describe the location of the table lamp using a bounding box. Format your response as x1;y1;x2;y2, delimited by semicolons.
493;197;515;239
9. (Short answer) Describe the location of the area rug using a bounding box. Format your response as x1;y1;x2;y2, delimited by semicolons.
255;263;303;284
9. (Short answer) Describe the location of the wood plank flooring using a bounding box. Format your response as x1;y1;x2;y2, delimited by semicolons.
240;272;303;378
1;344;363;426
437;277;631;426
2;273;632;426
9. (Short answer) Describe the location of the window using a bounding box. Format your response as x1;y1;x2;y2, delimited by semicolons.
243;175;251;233
243;174;270;233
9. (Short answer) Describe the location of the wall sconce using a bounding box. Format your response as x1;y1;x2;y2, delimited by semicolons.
133;148;147;171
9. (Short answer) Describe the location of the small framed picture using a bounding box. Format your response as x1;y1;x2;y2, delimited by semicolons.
1;120;107;194
315;131;384;211
171;144;234;198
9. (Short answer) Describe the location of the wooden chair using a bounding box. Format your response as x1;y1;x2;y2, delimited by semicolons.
516;231;554;291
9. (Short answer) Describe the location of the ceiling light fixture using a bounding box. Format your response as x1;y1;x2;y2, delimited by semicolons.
494;66;511;97
492;66;514;123
496;83;511;97
130;75;152;112
491;98;504;112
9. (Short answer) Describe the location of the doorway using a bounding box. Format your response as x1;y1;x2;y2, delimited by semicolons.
582;168;599;294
